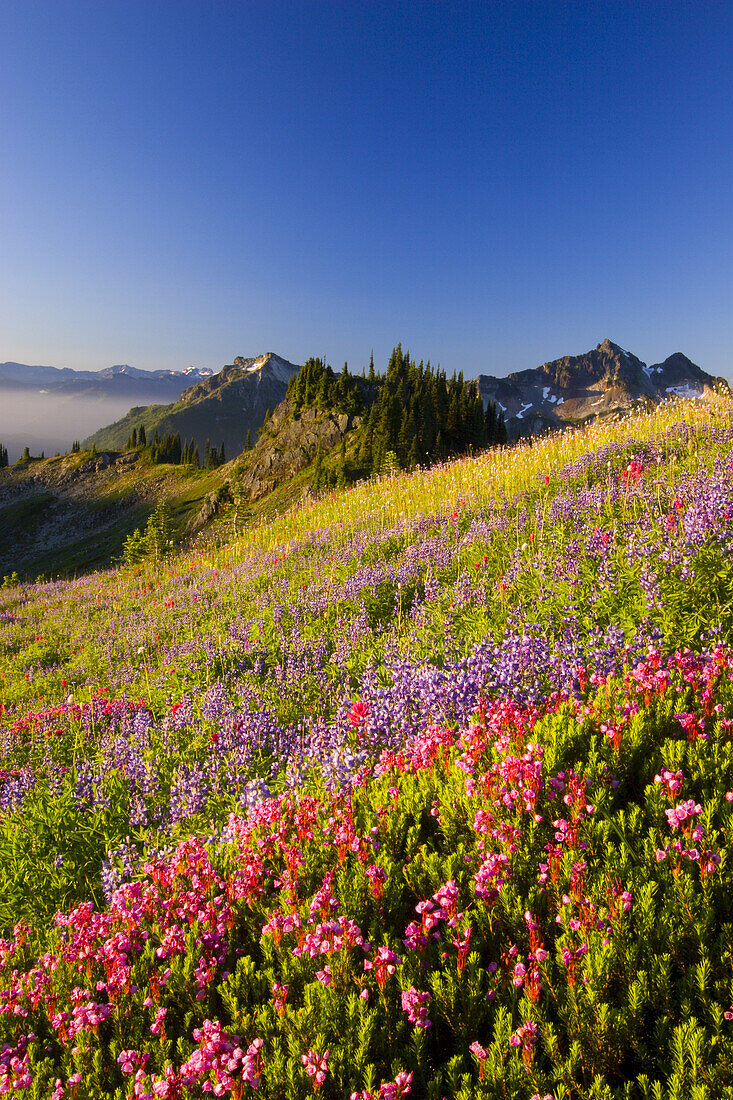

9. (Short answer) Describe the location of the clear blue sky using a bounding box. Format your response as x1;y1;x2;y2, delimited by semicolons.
1;0;731;378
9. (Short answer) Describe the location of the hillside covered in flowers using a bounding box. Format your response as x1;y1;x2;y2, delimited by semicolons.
1;396;733;1098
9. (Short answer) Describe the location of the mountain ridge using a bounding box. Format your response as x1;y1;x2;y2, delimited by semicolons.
476;338;724;439
0;361;215;387
84;352;300;456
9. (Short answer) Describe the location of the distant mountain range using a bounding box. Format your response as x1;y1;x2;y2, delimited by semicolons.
0;360;221;463
476;339;724;440
84;353;300;456
2;341;724;465
0;360;215;399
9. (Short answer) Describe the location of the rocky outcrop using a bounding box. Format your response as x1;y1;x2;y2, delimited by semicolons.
186;490;221;534
237;402;357;502
477;340;723;441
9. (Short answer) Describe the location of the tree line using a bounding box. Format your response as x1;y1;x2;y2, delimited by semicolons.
286;345;506;480
124;426;226;469
286;358;364;417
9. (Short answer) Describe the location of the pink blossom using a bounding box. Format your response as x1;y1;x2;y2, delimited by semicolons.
301;1048;330;1090
401;986;432;1028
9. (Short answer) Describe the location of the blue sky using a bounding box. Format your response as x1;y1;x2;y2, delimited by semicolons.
1;0;731;378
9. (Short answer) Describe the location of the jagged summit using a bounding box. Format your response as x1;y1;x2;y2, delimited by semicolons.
477;340;721;440
85;352;300;456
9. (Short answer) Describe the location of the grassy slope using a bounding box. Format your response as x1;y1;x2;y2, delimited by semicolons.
81;404;172;450
0;395;731;1096
0;450;231;579
0;391;728;718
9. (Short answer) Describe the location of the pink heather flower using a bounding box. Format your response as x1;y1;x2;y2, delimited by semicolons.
272;982;288;1016
510;1020;538;1065
379;1070;413;1098
302;1048;330;1090
452;925;472;973
151;1007;167;1035
241;1038;264;1090
666;799;703;830
364;945;402;989
675;712;702;739
401;986;432;1028
654;768;684;798
366;864;388;898
117;1050;148;1074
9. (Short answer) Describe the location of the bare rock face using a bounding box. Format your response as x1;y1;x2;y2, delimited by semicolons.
186;490;221;534
237;402;358;502
79;452;113;473
476;340;722;441
115;451;139;467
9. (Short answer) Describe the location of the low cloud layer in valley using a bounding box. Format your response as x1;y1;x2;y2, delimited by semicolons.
0;390;160;462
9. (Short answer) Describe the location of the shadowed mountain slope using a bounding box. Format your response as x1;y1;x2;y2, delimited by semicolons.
84;353;300;457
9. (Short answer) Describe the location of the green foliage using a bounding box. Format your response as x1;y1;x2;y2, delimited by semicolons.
122;500;174;564
287;357;363;417
288;346;505;489
150;431;182;465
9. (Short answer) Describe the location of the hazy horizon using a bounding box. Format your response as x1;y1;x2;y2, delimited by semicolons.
0;390;171;464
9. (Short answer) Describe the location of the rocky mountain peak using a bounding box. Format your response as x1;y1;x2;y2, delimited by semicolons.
477;340;720;441
85;352;301;457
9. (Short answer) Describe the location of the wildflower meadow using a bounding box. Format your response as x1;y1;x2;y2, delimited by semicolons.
2;395;733;1098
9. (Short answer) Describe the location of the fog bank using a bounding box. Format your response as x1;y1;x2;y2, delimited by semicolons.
0;390;155;462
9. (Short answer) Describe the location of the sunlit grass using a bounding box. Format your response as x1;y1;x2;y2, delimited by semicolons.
178;393;729;566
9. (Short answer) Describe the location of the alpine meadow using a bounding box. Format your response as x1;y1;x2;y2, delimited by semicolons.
4;0;733;1095
2;390;733;1098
